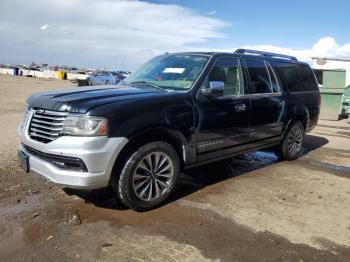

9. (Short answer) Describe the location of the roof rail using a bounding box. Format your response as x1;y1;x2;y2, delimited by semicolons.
234;49;298;61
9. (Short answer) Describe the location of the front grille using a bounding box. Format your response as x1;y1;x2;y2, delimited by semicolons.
28;109;68;143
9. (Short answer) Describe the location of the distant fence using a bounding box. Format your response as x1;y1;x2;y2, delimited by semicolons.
0;68;89;81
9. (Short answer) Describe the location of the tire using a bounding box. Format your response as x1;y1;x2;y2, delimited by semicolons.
112;141;180;211
275;121;304;160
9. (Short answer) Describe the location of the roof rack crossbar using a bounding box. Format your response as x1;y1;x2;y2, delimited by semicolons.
234;49;297;61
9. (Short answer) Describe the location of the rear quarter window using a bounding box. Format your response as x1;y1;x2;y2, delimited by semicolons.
275;62;318;92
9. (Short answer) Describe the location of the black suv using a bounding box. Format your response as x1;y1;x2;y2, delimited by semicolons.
18;49;320;211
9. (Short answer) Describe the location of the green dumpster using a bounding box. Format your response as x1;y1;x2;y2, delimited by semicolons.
342;85;350;116
315;69;347;120
320;88;345;120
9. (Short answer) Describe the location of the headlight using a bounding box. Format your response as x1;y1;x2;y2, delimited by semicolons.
62;115;108;136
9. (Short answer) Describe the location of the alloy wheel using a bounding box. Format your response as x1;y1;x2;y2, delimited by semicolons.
132;151;174;201
287;126;303;156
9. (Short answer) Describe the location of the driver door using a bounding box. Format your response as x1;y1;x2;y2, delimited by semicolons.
195;57;251;162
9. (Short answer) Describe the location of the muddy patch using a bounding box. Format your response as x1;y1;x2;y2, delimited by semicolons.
53;199;350;262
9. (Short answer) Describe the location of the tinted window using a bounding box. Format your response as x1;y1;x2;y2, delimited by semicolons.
245;59;272;94
95;72;107;76
275;62;318;92
207;57;244;96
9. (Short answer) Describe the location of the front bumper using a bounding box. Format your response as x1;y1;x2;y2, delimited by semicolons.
19;124;128;189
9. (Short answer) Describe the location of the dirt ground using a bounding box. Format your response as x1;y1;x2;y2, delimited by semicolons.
0;74;349;262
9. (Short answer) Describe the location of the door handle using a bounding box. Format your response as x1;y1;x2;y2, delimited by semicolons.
234;103;246;112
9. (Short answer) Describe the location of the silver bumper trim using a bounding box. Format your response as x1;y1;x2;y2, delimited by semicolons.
19;122;128;189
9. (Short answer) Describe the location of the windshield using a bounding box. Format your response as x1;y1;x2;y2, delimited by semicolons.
123;54;210;90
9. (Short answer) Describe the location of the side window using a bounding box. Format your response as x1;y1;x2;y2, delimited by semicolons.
266;62;280;93
275;62;318;92
245;59;272;94
207;57;244;97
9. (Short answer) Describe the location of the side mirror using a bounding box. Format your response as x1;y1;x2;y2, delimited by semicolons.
201;81;224;98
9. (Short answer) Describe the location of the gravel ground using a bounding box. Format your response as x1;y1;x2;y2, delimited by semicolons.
0;74;349;262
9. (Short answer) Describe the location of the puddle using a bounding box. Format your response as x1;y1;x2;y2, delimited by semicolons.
316;124;350;131
337;131;350;137
312;131;350;139
303;159;350;174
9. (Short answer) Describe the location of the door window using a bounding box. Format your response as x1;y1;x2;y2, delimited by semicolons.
94;72;103;77
207;58;244;97
245;59;273;94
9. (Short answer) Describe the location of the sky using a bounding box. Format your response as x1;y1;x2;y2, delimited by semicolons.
0;0;349;70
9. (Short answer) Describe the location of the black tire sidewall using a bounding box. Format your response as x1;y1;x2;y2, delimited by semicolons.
117;142;180;211
281;121;304;160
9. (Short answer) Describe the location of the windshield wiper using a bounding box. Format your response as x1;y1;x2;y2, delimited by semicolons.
128;81;165;92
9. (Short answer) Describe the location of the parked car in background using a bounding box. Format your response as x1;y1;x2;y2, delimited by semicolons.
117;70;132;78
87;71;125;85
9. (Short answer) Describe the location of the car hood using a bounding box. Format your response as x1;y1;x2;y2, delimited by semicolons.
27;85;164;114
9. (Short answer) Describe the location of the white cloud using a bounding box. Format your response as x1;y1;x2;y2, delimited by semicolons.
189;37;350;64
0;0;228;70
241;37;350;63
40;24;50;30
208;10;217;15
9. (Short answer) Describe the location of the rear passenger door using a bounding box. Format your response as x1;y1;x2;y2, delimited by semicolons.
244;59;285;146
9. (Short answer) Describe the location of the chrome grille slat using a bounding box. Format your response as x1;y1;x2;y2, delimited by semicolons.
30;128;60;136
31;118;64;126
30;132;56;141
31;123;62;131
32;114;66;121
28;109;68;143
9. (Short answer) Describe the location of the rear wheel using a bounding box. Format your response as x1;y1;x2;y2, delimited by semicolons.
112;141;180;211
275;121;304;160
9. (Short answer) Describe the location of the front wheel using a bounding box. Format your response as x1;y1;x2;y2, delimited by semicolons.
112;141;180;211
275;121;304;160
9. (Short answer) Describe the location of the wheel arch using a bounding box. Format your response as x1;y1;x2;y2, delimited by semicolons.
283;107;310;137
110;127;190;182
